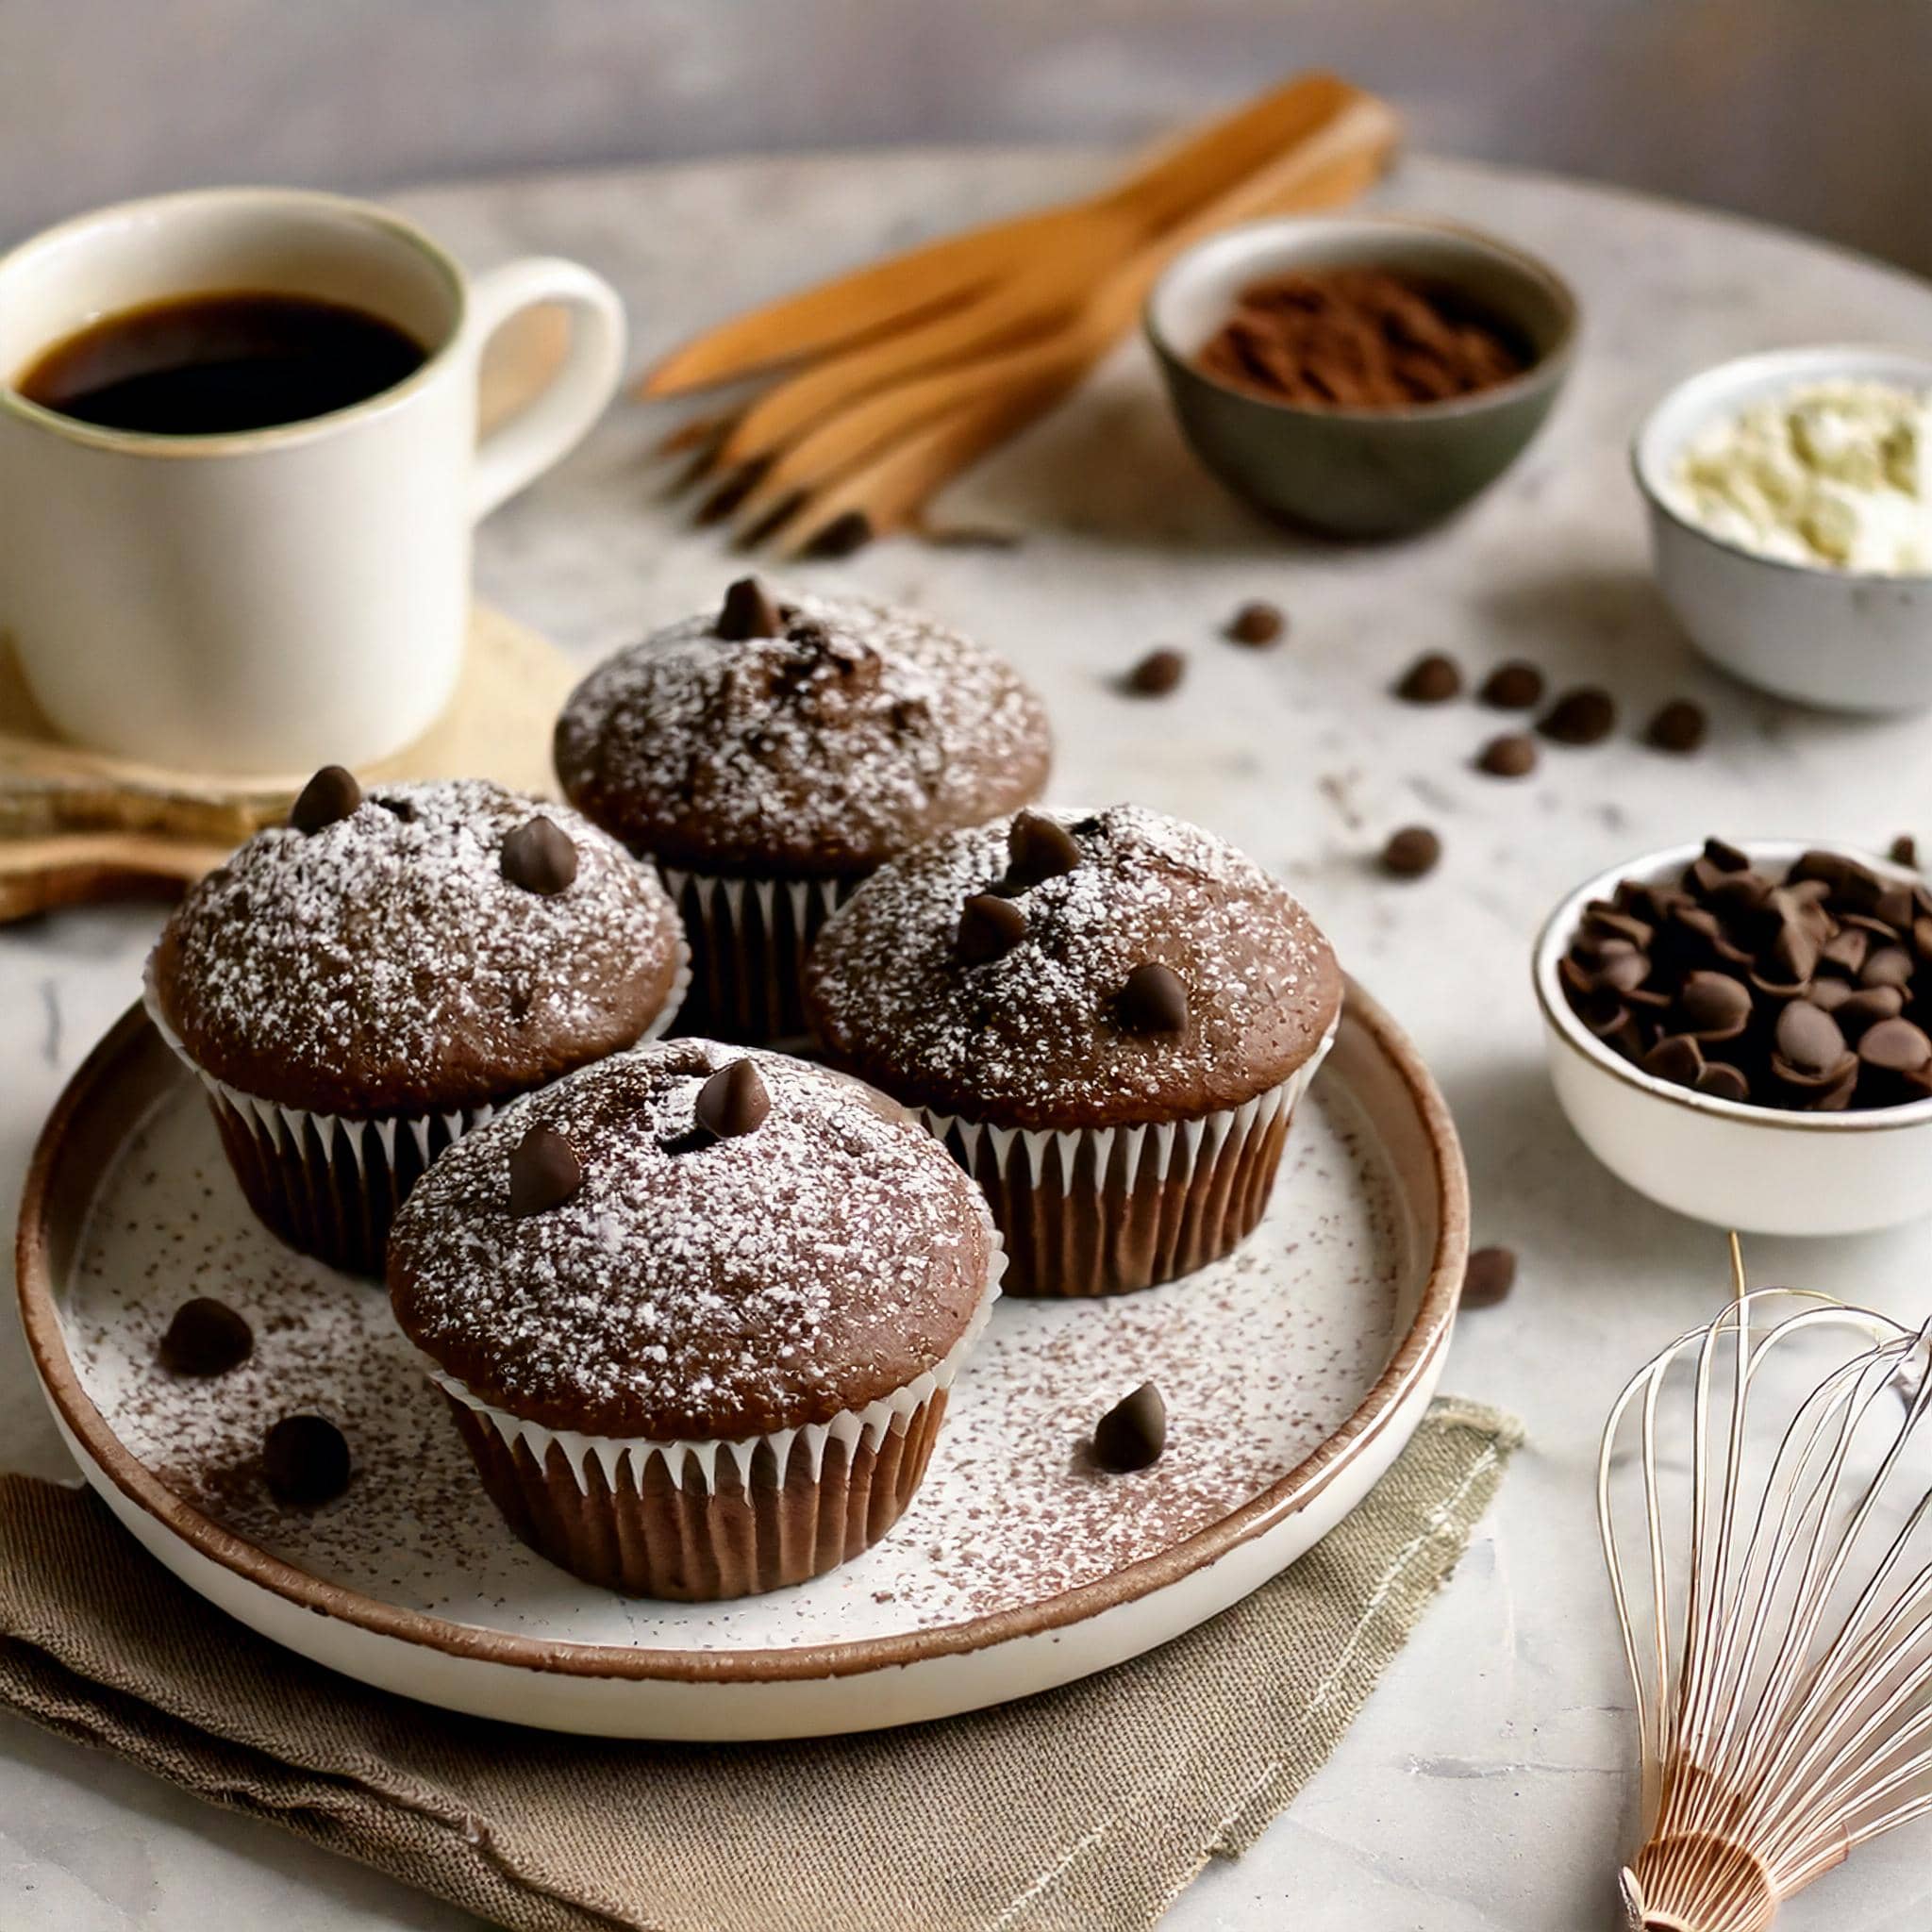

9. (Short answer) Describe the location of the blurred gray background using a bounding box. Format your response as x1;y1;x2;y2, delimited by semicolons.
1;0;1928;272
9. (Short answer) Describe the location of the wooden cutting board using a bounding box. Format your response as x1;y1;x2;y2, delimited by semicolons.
0;305;579;924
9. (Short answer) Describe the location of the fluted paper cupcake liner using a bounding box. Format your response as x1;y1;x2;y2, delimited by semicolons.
420;1216;1004;1600
142;947;690;1277
658;865;858;1047
921;1020;1335;1297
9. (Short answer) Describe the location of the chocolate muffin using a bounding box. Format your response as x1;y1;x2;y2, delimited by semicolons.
146;774;688;1275
553;580;1052;1043
388;1041;1003;1599
804;805;1342;1295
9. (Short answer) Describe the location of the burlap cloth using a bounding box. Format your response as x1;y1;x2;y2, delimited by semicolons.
0;1396;1518;1932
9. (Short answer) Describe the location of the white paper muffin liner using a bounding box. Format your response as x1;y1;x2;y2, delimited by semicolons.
141;943;691;1275
918;1014;1338;1296
417;1202;1005;1599
658;864;859;1046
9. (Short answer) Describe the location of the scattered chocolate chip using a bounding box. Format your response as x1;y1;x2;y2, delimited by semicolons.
694;1058;772;1141
1124;646;1186;695
501;815;579;895
1891;834;1920;869
1646;699;1708;754
1395;652;1462;704
1092;1381;1166;1472
157;1297;253;1376
808;509;874;558
1461;1245;1517;1307
1226;600;1286;647
372;794;416;821
715;575;784;641
1478;661;1544;710
262;1414;351;1507
1776;1000;1846;1074
1695;1062;1751;1102
1859;1016;1932;1074
1477;732;1538;778
1539;687;1618;746
289;764;360;833
1116;961;1189;1036
1379;825;1441;879
958;891;1027;965
1005;810;1082;891
508;1124;584;1217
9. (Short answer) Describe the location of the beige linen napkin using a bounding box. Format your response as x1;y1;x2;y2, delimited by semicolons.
0;1396;1518;1932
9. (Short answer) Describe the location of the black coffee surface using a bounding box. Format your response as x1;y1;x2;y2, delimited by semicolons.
18;290;426;434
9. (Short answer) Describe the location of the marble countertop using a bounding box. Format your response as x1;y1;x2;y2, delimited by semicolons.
9;144;1932;1931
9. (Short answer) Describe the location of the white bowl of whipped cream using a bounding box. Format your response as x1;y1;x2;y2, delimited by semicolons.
1633;345;1932;712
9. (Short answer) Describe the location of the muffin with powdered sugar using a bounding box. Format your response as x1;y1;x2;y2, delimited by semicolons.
805;804;1341;1295
553;578;1051;1043
388;1040;1003;1599
146;771;688;1274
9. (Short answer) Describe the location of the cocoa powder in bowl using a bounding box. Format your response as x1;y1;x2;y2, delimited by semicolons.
1196;266;1530;410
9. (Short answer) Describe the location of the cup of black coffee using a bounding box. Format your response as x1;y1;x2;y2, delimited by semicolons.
0;189;625;773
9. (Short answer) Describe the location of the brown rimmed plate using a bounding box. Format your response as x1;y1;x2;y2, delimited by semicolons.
16;979;1464;1740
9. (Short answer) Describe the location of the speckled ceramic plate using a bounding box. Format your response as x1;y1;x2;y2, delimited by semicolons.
16;981;1465;1740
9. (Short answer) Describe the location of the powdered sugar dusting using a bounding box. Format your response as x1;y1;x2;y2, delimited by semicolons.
554;591;1051;875
151;778;683;1115
808;805;1342;1126
388;1043;992;1440
61;1040;1407;1649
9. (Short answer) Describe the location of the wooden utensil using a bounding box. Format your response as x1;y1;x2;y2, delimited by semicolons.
643;74;1399;550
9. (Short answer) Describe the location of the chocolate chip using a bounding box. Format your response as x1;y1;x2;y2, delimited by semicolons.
1642;1035;1703;1087
372;794;416;821
508;1124;583;1217
1539;687;1617;745
1820;927;1872;978
1776;1000;1846;1074
1862;946;1915;990
1809;975;1855;1013
1116;961;1188;1035
1226;600;1285;647
1092;1381;1166;1472
1876;884;1919;929
958;891;1027;965
1478;661;1543;709
1859;1016;1932;1074
1891;834;1920;869
1124;647;1186;695
1005;810;1081;891
1679;971;1750;1034
716;576;783;641
157;1297;253;1376
1595;948;1652;994
1838;985;1907;1035
1379;826;1441;878
1461;1245;1517;1307
289;764;360;833
1395;652;1461;703
1703;838;1752;874
1695;1062;1751;1102
501;816;579;895
1646;699;1708;753
808;509;874;558
1769;918;1821;987
1477;732;1537;778
262;1414;351;1507
694;1058;772;1141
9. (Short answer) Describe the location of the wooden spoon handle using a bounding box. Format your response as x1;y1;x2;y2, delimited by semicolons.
0;833;232;924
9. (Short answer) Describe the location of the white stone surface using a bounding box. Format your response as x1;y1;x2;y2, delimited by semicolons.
9;145;1932;1928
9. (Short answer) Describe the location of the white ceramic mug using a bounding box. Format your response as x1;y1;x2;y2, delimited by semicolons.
0;188;625;774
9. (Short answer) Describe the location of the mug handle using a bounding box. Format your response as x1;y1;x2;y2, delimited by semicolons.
466;257;626;522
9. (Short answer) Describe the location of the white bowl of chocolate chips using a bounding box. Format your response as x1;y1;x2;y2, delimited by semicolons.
1534;837;1932;1235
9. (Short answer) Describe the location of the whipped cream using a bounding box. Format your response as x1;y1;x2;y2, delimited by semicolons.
1670;377;1932;573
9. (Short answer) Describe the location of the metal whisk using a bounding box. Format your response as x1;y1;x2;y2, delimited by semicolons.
1600;1244;1932;1930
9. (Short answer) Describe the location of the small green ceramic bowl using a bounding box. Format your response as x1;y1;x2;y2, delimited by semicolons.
1145;215;1578;539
